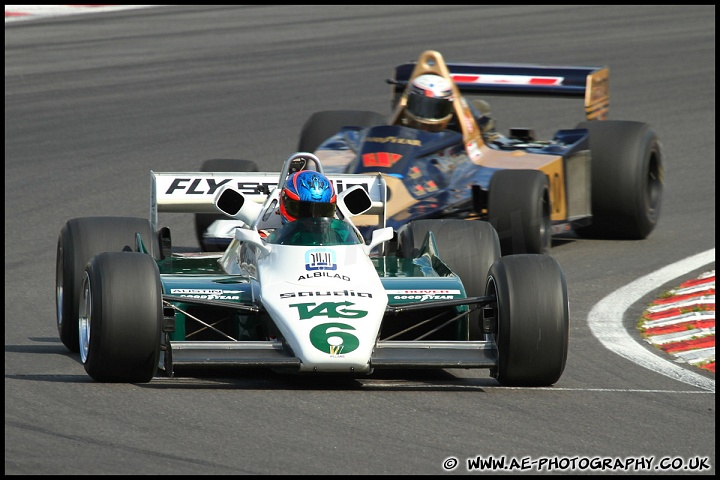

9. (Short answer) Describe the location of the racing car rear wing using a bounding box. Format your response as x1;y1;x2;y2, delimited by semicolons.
150;170;388;231
390;51;609;121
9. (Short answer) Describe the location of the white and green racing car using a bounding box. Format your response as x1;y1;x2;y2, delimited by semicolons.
56;152;569;386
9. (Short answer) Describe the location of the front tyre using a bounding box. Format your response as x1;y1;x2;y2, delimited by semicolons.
487;254;569;386
81;252;162;383
56;217;159;353
488;169;551;256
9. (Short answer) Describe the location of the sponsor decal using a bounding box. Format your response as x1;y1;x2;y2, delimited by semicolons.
297;272;351;281
362;152;402;168
173;294;241;300
305;249;336;271
280;290;371;299
365;136;421;146
290;302;368;319
163;177;372;196
459;97;476;134
309;322;360;356
466;140;483;163
164;178;276;196
170;288;243;294
387;289;462;302
451;73;564;86
170;288;243;300
414;202;439;213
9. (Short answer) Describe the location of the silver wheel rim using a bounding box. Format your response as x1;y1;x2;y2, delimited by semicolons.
79;272;92;363
56;244;63;332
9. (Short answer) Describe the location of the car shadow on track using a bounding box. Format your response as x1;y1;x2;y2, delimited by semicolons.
137;366;504;392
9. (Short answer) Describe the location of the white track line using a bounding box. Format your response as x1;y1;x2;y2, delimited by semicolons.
588;248;715;392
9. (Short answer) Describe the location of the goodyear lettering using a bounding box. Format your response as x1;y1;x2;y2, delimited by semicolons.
366;136;422;146
176;294;241;300
280;290;371;299
387;289;461;302
392;294;455;301
389;290;459;294
297;272;350;281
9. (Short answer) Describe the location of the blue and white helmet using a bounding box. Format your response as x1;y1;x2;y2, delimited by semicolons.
279;171;337;224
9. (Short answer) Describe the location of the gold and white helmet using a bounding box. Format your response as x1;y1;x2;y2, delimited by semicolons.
403;74;454;132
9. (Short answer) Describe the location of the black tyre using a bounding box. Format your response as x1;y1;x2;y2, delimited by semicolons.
487;254;569;386
193;159;259;251
396;219;501;340
80;252;162;383
488;169;551;256
297;110;387;153
56;217;159;353
575;120;663;239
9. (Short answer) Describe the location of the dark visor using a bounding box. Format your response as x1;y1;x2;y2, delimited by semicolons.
407;93;453;120
283;196;336;220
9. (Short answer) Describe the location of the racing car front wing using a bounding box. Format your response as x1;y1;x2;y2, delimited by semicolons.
166;339;498;373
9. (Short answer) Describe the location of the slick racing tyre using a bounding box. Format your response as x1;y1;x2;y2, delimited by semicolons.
488;169;551;256
575;120;663;239
193;158;259;251
297;110;387;153
56;217;160;353
487;254;569;387
397;219;501;340
80;252;162;383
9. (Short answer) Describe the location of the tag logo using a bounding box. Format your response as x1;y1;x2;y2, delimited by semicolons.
289;302;368;319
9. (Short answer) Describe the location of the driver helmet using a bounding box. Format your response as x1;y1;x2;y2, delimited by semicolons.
403;74;455;132
279;170;337;224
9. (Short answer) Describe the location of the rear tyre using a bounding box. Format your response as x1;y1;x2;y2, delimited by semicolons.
488;169;551;256
193;158;259;251
575;120;663;239
396;219;501;340
487;254;569;386
297;110;387;153
56;217;159;353
80;252;162;383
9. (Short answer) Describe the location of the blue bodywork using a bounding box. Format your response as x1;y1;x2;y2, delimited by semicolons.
319;124;588;238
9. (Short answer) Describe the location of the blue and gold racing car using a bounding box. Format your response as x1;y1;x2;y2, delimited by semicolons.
196;50;663;256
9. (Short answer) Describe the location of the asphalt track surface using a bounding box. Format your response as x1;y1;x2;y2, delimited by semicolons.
5;5;715;475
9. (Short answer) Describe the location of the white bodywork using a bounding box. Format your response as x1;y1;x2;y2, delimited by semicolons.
218;220;394;373
257;244;388;372
204;152;394;373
